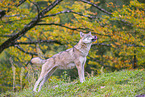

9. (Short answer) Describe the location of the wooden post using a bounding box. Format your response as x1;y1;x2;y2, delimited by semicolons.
133;50;137;69
133;31;137;69
10;57;16;92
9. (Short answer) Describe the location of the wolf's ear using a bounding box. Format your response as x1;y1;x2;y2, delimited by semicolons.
80;32;84;37
88;31;92;35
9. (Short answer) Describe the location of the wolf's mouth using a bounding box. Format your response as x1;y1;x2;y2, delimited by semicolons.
92;36;97;42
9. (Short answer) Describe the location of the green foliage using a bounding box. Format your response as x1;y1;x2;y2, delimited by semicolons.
0;0;145;93
60;71;71;82
1;70;145;97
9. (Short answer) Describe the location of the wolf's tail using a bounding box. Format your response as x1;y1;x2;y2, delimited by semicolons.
31;57;46;65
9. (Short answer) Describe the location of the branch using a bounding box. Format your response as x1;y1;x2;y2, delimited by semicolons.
43;10;143;30
92;43;112;47
15;40;63;56
29;0;40;17
0;0;26;19
23;35;33;41
0;17;33;24
43;10;71;17
0;0;63;53
15;40;62;45
125;44;145;47
92;43;145;47
37;23;92;31
89;56;118;70
1;10;98;24
79;0;112;15
0;34;14;37
43;10;98;19
15;45;37;55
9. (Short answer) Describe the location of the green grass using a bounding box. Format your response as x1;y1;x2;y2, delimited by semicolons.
1;70;145;97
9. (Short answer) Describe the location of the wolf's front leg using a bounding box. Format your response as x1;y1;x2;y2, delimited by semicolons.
76;63;85;83
82;58;86;82
82;63;85;82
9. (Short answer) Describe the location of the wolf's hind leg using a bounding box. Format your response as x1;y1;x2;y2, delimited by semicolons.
38;66;58;92
33;71;45;92
33;63;50;92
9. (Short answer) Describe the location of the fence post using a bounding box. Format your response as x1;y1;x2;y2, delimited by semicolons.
133;31;137;69
10;57;16;92
133;50;137;69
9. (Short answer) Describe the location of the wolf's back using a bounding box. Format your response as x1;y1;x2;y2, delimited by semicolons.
31;57;46;65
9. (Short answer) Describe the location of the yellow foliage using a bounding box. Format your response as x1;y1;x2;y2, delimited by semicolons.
0;0;145;93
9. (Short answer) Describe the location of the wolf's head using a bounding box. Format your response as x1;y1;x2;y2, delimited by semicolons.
80;32;97;44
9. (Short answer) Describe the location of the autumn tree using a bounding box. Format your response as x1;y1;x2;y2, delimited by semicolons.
0;0;144;93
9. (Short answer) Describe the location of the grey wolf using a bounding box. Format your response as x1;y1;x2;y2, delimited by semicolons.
31;32;97;92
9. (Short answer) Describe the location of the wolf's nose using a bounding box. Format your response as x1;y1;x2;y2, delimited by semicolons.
94;36;97;39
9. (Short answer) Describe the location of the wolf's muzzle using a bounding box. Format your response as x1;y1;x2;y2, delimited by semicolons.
92;36;97;42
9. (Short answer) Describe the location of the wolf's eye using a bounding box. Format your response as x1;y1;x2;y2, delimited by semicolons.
87;35;91;38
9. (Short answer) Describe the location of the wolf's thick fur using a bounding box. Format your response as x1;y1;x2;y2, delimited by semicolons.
32;32;97;92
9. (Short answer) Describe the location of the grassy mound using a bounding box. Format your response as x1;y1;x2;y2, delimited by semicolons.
2;70;145;97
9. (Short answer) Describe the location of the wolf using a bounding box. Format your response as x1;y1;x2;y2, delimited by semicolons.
31;32;97;92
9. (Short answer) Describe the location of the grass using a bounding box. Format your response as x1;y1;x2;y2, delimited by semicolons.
1;69;145;97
